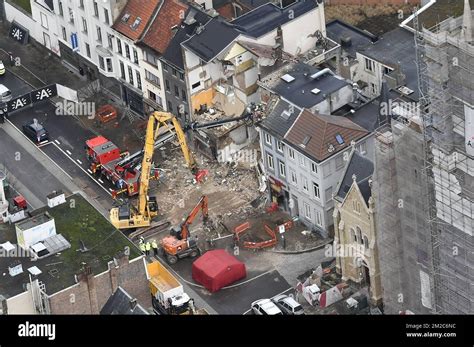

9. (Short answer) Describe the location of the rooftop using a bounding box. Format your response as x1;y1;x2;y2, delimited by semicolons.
15;212;52;231
181;18;240;63
100;287;148;315
259;99;302;138
260;62;351;109
326;19;378;58
285;110;369;162
140;0;189;55
0;194;141;299
162;7;211;69
335;150;374;204
231;0;318;38
112;0;161;41
358;27;419;101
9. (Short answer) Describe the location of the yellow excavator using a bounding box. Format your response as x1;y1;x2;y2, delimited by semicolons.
110;111;206;229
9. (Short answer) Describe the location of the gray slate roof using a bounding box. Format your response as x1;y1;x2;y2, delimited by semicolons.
100;287;148;315
259;99;302;137
326;19;378;58
336;151;374;204
231;0;318;38
181;18;240;63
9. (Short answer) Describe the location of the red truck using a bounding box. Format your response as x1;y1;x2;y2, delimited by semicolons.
85;136;143;198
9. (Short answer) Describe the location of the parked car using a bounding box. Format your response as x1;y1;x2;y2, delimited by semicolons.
251;299;283;315
272;294;305;315
22;119;49;145
0;84;12;102
0;60;5;76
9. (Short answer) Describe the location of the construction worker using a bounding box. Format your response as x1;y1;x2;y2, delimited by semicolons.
145;241;151;256
139;241;146;254
151;239;158;256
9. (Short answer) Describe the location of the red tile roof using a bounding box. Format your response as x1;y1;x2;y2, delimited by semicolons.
113;0;162;41
141;0;189;54
285;110;369;162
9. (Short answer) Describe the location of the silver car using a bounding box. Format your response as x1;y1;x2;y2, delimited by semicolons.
272;294;305;315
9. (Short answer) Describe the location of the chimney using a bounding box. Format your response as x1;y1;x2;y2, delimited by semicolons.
462;0;473;43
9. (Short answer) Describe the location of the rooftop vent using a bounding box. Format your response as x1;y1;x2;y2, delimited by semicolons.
281;74;295;83
397;86;414;96
340;36;352;48
310;68;333;80
28;266;42;276
8;261;23;277
280;109;292;120
121;13;131;23
131;17;142;30
311;88;321;95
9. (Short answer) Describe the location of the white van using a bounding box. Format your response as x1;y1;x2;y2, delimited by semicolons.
0;84;12;102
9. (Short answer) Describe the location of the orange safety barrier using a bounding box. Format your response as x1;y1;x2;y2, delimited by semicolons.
234;222;250;241
243;224;277;250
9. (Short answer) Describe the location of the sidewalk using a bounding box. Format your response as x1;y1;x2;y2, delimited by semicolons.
0;24;89;90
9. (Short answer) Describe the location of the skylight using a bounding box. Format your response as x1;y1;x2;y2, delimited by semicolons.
302;135;311;146
281;74;295;83
131;17;142;30
311;88;321;95
121;13;131;23
335;134;344;145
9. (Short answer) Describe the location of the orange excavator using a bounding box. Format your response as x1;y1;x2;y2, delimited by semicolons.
161;195;209;264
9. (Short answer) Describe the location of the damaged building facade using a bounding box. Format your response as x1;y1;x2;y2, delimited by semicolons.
180;0;327;160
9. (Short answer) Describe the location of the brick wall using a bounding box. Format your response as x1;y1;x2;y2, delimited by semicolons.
48;255;150;314
325;0;420;5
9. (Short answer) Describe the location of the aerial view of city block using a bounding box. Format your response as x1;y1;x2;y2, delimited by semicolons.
0;0;472;343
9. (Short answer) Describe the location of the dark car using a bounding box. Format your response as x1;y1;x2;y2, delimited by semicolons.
22;119;49;145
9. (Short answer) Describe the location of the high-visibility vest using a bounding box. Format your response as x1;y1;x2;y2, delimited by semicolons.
145;242;151;251
139;243;146;252
151;241;158;249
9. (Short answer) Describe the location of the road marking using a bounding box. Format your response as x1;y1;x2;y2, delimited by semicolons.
51;142;112;197
242;286;293;315
66;150;72;156
38;142;52;148
76;159;82;165
87;169;93;174
5;120;74;181
98;178;104;184
55;140;60;145
108;188;113;192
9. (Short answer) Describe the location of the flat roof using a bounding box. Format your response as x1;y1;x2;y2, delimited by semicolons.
231;1;318;38
358;27;419;101
0;194;141;299
326;19;378;58
15;213;53;231
260;62;351;109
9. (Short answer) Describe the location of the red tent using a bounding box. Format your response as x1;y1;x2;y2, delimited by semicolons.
192;249;246;292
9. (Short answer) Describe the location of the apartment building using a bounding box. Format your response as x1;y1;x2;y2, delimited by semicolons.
31;0;127;96
257;63;376;236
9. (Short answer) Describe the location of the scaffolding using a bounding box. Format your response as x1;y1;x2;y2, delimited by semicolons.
373;5;474;314
414;9;474;313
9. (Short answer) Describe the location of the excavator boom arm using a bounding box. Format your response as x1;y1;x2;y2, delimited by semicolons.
181;195;208;240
